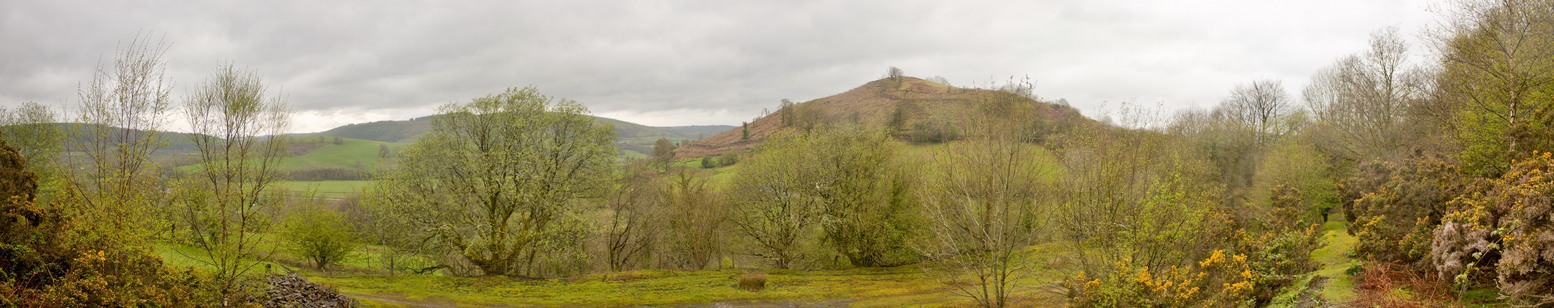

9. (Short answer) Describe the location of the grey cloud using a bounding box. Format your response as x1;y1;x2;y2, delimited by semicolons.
2;0;1437;132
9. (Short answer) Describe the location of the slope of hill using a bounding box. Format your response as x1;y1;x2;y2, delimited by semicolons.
307;115;733;157
674;77;1090;157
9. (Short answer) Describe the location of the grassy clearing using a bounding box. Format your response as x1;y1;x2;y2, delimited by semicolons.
1312;219;1358;304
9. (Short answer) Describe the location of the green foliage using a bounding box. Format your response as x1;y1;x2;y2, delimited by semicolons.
0;102;63;191
1253;138;1338;225
2;139;225;306
376;86;615;277
718;152;739;167
1057;121;1229;280
1229;225;1322;304
653;137;677;171
730;128;920;269
728;132;824;269
813;128;919;267
700;156;714;169
1436;1;1554;177
282;204;359;270
1341;154;1474;265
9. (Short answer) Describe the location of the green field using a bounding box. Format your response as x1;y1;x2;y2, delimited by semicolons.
163;242;1070;307
274;180;372;198
280;137;403;171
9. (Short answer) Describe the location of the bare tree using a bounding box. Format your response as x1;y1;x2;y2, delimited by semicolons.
1224;79;1290;145
919;95;1051;307
659;171;728;270
604;163;661;271
64;33;175;244
174;63;291;295
1304;27;1429;162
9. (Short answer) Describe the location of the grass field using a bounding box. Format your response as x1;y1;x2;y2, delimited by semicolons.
156;236;1072;307
280;137;403;171
274;180;372;198
311;245;1069;307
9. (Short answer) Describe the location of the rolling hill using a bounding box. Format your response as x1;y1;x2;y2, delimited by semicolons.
306;115;732;157
674;76;1091;157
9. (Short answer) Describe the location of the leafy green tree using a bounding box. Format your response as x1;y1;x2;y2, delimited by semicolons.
377;86;615;277
814;128;918;267
0;102;62;189
741;122;750;140
1434;0;1554;176
652;137;676;171
282;203;358;270
173;63;291;295
729;132;824;269
718;152;739;167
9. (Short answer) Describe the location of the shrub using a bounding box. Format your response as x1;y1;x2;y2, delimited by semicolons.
1342;154;1474;265
737;271;767;291
1429;152;1554;304
1066;250;1256;307
282;204;359;270
1486;152;1554;305
718;152;739;167
1230;225;1322;304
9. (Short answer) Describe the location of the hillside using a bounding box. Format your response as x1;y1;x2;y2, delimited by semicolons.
308;115;732;157
675;77;1090;157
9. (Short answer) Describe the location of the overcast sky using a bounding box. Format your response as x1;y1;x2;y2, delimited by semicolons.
1;0;1439;133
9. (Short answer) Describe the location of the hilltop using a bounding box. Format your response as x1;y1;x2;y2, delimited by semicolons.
675;76;1089;157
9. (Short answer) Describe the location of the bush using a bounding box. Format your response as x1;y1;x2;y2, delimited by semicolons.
1066;250;1255;307
1342;154;1474;265
1230;225;1322;304
282;204;359;270
737;271;767;291
718;152;738;167
1486;152;1554;304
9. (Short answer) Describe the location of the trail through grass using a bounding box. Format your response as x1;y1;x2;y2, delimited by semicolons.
1312;219;1358;304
